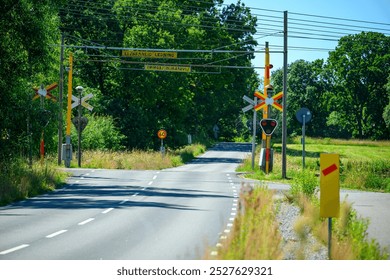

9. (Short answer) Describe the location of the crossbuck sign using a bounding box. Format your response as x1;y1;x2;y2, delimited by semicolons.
71;93;94;111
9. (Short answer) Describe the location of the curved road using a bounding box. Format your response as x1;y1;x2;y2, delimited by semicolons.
0;142;250;260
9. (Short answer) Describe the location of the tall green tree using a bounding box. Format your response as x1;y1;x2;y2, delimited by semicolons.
328;32;390;139
58;0;258;148
0;0;62;160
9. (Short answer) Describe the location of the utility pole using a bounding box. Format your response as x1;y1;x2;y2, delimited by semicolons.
57;33;64;165
251;97;257;170
282;11;288;179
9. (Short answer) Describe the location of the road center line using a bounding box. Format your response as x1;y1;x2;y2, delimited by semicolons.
46;230;67;239
78;218;95;225
102;208;114;214
0;244;30;255
152;175;157;180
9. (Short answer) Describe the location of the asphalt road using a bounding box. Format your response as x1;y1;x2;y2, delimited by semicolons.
0;142;251;260
1;142;388;259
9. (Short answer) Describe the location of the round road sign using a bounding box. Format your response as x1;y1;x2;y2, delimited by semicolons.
157;129;167;139
296;107;312;124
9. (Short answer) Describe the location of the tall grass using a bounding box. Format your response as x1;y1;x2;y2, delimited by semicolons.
210;185;283;260
78;143;206;170
293;194;389;259
0;158;67;206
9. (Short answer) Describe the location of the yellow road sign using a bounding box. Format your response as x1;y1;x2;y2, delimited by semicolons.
122;50;177;59
320;153;340;218
157;129;167;139
145;65;191;73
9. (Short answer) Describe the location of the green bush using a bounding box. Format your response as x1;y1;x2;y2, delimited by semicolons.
71;114;125;151
290;169;318;198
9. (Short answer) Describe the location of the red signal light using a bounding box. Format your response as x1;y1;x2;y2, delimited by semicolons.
259;118;278;135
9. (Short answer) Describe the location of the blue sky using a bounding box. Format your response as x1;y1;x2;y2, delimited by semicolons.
223;0;390;70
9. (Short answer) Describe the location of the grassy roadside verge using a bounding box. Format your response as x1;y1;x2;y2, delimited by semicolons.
213;138;389;260
210;183;389;260
77;143;206;170
0;143;207;206
0;158;68;206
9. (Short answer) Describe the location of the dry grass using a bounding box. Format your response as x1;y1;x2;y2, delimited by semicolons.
208;185;283;260
81;150;174;170
77;144;206;170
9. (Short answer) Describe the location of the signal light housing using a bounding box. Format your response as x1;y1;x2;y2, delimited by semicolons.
260;118;278;135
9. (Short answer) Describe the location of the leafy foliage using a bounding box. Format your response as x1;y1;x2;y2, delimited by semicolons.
1;1;389;167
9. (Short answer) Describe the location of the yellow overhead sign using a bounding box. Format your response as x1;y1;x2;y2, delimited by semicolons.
320;153;340;218
122;50;177;59
145;65;191;73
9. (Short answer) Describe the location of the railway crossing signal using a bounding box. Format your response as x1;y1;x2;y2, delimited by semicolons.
33;83;58;101
259;118;278;174
71;93;94;111
259;118;278;136
254;90;283;112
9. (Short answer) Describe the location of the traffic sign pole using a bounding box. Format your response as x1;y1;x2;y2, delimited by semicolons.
265;135;271;173
302;114;306;168
320;153;340;260
251;97;257;170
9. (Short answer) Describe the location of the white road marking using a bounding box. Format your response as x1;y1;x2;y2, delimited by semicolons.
46;230;67;238
0;244;30;255
153;175;157;180
102;208;114;214
211;251;218;256
78;218;94;225
132;193;139;197
224;229;230;233
231;212;237;216
92;170;96;172
75;180;79;183
229;217;235;221
85;173;90;176
227;223;233;227
119;199;128;204
148;181;153;185
216;243;222;247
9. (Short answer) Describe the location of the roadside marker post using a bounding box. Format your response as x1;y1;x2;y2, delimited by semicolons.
320;153;340;260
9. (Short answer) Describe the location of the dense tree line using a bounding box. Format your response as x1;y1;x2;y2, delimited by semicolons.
272;31;389;139
0;0;389;165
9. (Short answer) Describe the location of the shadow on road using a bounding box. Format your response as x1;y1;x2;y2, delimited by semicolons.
2;183;232;211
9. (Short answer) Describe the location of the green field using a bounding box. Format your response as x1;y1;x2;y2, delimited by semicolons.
238;138;390;192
